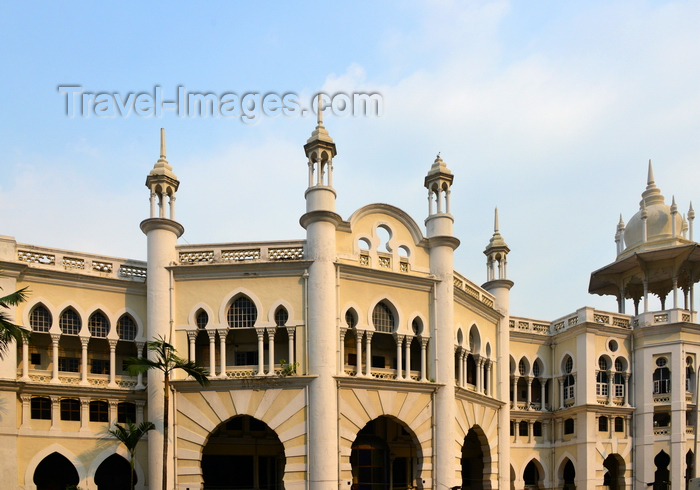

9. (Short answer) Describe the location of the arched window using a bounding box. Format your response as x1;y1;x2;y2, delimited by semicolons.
88;312;109;338
411;318;422;335
29;305;52;332
564;356;573;374
533;360;541;377
653;357;671;394
518;359;526;376
117;315;137;340
60;309;81;335
195;310;208;330
563;355;575;401
274;307;288;327
687;356;694;393
597;357;609;396
345;309;357;329
227;297;257;328
372;302;394;333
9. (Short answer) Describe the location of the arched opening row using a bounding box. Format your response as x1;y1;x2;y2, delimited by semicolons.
33;451;136;490
341;303;430;382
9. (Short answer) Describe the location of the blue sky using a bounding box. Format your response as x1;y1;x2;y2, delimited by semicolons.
1;1;698;320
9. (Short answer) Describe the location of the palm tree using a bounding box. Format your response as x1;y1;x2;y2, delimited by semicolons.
0;282;30;359
125;335;209;490
108;419;155;490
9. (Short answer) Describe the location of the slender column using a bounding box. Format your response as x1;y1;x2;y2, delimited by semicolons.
512;376;518;409
50;333;60;383
255;328;265;376
76;337;89;385
624;373;630;407
528;421;533;443
445;189;451;214
169;195;176;220
135;341;145;389
513;419;518;443
80;398;90;432
419;337;428;382
456;348;463;387
477;357;484;393
287;326;296;366
673;275;679;309
267;327;276;375
526;376;532;409
149;192;156;218
207;330;217;377
485;361;491;396
355;330;363;376
50;396;60;430
109;399;118;427
328;160;333;187
108;339;118;388
404;336;412;380
218;329;228;378
307;162;314;188
607;370;613;406
643;279;649;313
20;338;30;381
338;327;347;375
365;331;373;377
20;395;31;428
187;330;196;362
394;334;404;380
459;351;466;388
135;400;145;425
427;191;433;216
315;158;322;185
559;377;564;409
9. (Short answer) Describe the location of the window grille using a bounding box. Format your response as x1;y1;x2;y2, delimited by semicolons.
598;357;608;371
60;309;81;335
345;310;357;329
372;302;394;333
117;315;137;340
275;307;288;327
564;374;575;400
518;359;526;376
564;356;573;374
533;362;541;377
599;416;608;432
195;311;208;330
88;312;109;338
653;367;671;394
614;417;624;432
615;358;623;372
614;384;624;397
91;359;110;375
227;297;257;328
89;401;108;422
60;399;80;421
596;383;609;396
117;402;136;423
31;397;51;420
58;357;79;372
30;305;52;332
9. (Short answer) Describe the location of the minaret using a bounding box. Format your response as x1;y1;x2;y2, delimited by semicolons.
424;154;460;490
299;95;342;489
139;129;184;490
615;214;625;256
481;207;514;490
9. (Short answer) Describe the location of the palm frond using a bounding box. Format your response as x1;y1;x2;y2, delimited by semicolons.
0;287;29;309
174;359;211;386
123;357;160;376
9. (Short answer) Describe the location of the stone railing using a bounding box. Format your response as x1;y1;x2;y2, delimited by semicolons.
653;426;671;436
552;307;632;334
22;370;142;389
453;272;496;309
633;309;697;328
653;393;672;404
15;244;147;282
510;316;550;335
177;241;305;265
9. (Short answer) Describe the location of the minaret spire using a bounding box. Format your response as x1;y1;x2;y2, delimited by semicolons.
494;207;499;233
641;159;664;207
647;159;655;186
317;93;324;127
160;127;166;160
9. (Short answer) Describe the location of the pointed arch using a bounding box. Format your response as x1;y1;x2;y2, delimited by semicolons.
367;296;403;334
24;444;87;487
555;453;578;484
113;307;145;341
22;297;57;331
407;312;427;337
341;303;364;329
560;352;575;375
266;299;297;325
518;455;547;488
55;301;87;336
86;307;112;338
187;302;217;328
468;324;481;355
218;288;265;329
86;445;146;490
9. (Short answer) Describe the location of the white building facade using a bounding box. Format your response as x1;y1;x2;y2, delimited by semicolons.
0;118;698;490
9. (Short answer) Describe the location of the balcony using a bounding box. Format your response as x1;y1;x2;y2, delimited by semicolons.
177;241;305;265
633;308;696;328
20;369;142;389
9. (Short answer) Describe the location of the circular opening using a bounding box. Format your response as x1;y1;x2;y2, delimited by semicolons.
608;339;618;352
656;357;667;367
358;238;371;250
398;245;410;257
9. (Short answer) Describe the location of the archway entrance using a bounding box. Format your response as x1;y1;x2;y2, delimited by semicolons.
33;452;79;490
202;415;285;490
461;427;487;490
350;416;420;490
95;454;133;490
603;454;624;490
523;460;542;489
561;459;575;490
653;451;670;490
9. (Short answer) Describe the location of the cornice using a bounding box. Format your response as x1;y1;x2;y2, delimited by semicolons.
455;387;504;409
299;210;343;230
337;263;437;292
170;260;314;281
139;218;185;238
336;376;439;394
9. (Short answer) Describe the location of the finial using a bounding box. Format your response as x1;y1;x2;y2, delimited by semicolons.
618;214;625;228
647;159;655;185
494;207;499;233
437;152;441;159
317;93;324;127
689;201;695;219
671;195;678;214
160;128;166;160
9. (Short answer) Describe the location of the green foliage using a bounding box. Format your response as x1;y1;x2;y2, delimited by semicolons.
0;282;30;358
108;419;155;490
279;359;299;377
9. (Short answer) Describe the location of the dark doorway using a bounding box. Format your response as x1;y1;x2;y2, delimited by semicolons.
523;460;541;489
654;451;670;490
461;428;486;490
202;415;285;490
33;452;80;490
95;454;134;490
603;454;624;490
562;459;575;490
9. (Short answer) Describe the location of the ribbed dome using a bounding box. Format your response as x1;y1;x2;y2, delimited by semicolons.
621;161;682;254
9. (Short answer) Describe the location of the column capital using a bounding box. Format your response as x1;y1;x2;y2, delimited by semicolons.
80;336;90;347
50;395;60;403
207;329;218;341
265;326;276;337
255;327;266;339
20;394;31;403
286;325;297;338
419;336;429;347
108;399;119;409
365;331;374;341
216;328;228;337
339;327;347;340
186;330;197;341
135;400;146;408
394;333;405;343
50;333;61;343
108;339;118;349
